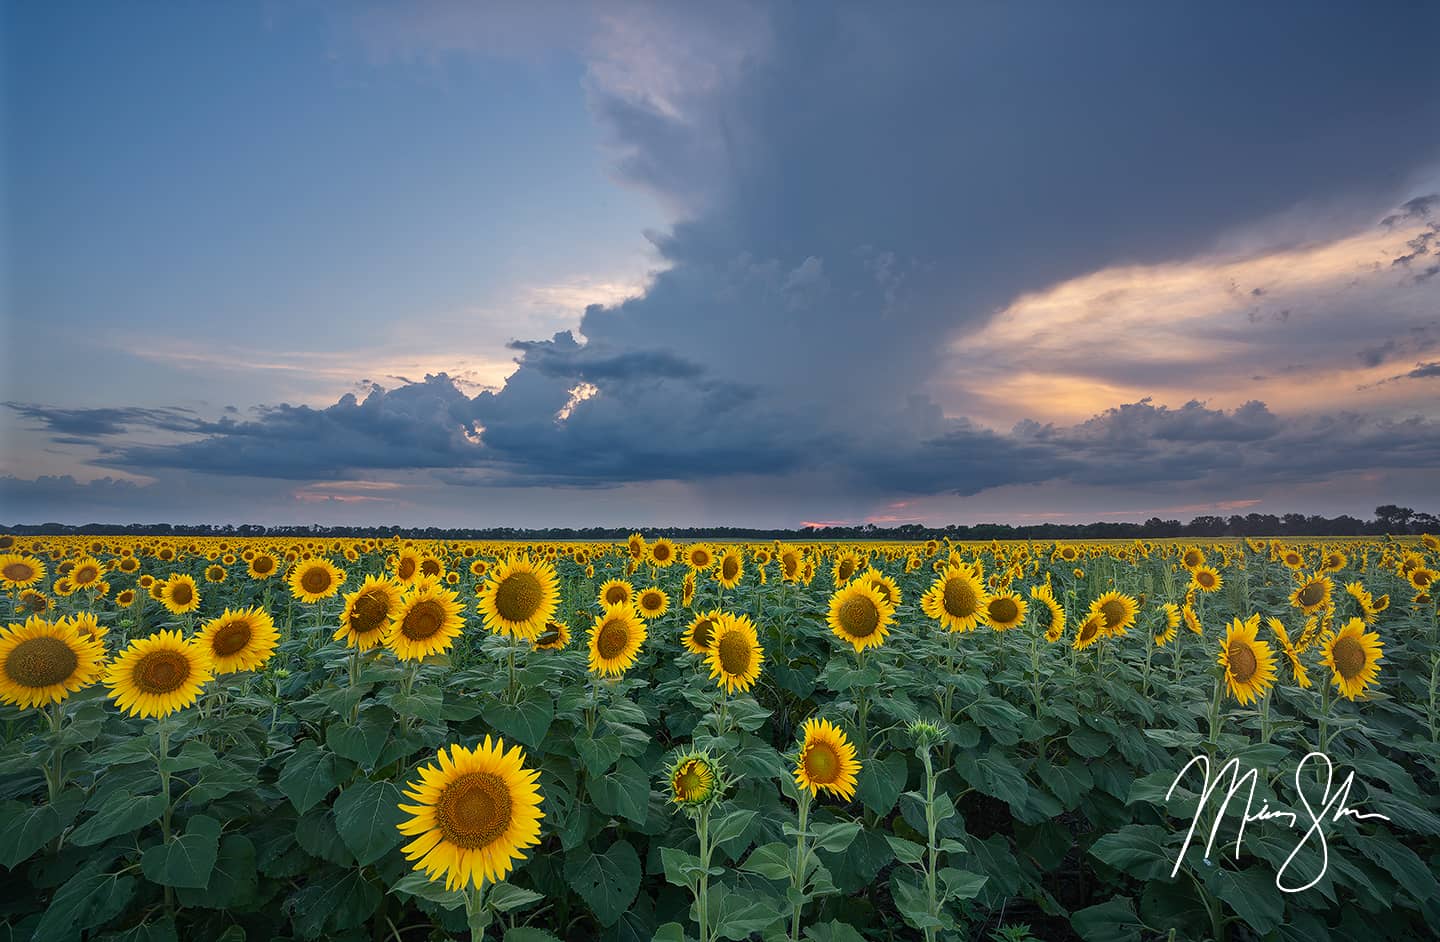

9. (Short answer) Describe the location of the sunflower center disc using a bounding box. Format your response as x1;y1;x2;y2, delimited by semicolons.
604;585;629;605
691;619;714;649
402;601;444;640
350;592;390;635
301;569;331;594
596;619;630;659
7;636;78;687
1228;641;1258;683
717;631;752;675
398;558;416;580
675;766;705;800
838;597;880;637
75;565;99;584
837;561;854;582
254;556;274;573
1298;583;1323;607
212;621;252;656
437;772;512;850
1100;600;1126;628
3;562;35;581
990;598;1019;624
723;557;739;580
170;584;193;605
642;592;663;612
494;572;543;622
804;743;840;784
943;577;977;617
1332;636;1366;679
136;651;189;693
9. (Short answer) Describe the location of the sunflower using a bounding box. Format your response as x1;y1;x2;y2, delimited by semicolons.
1319;618;1384;701
1279;548;1305;570
864;571;902;607
827;581;895;653
202;564;226;584
196;606;278;674
1030;583;1067;642
106;630;213;718
532;620;570;651
1289;574;1332;615
682;610;721;654
778;548;801;582
290;559;345;604
160;573;202;615
1266;617;1311;688
1409;567;1436;593
648;537;677;568
18;588;52;615
793;718;860;801
1190;566;1223;594
597;579;634;609
247;552;279;580
714;550;744;589
477;556;560;642
1218;615;1278;705
0;554;47;590
686;544;715;571
69;556;104;589
921;565;989;633
1319;550;1347;574
832;552;863;586
589;603;646;677
681;571;695;608
1088;591;1139;637
394;549;423;584
61;612;108;646
705;613;763;694
1155;603;1180;647
982;592;1027;631
0;616;107;709
385;584;466;661
635;586;670;621
668;750;719;805
396;737;544;891
1072;613;1105;651
334;574;403;651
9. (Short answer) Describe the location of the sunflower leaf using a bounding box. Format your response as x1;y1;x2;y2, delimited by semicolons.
141;814;222;889
69;791;167;847
564;840;641;927
332;778;406;867
277;740;339;815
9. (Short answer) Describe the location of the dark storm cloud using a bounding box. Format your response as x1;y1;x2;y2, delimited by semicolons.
4;403;207;439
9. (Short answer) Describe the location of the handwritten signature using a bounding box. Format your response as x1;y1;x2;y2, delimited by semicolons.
1165;751;1390;893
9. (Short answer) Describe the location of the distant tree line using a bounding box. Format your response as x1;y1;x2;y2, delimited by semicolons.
2;505;1434;541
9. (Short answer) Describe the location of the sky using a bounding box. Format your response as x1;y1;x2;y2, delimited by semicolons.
2;0;1439;528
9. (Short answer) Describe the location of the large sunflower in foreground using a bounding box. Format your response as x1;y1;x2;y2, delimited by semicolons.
197;606;278;674
1088;591;1138;638
1218;615;1277;705
982;592;1027;631
289;558;345;603
588;603;646;677
385;584;465;661
336;574;403;650
160;573;202;615
826;581;895;653
920;565;988;633
1289;574;1332;615
0;615;107;709
477;556;560;641
705;612;763;694
682;610;721;654
1319;618;1383;700
793;718;860;801
106;630;214;718
396;737;544;891
0;554;47;590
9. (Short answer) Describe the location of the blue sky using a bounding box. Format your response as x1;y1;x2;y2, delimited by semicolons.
3;1;1439;527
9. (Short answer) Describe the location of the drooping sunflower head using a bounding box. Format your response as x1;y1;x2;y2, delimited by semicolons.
714;550;743;589
636;587;670;621
334;574;403;651
1029;582;1067;642
864;571;902;608
667;750;721;806
705;612;764;694
18;589;52;615
160;573;202;615
827;581;895;653
681;571;696;608
1218;615;1278;705
793;718;860;801
1320;618;1383;701
105;630;214;718
385;584;466;662
682;610;720;655
1072;613;1105;651
532;620;571;651
1289;574;1333;614
61;612;108;646
920;564;988;633
1154;603;1180;647
588;603;647;677
983;592;1027;631
1190;566;1223;593
1266;617;1311;688
779;549;801;581
396;737;544;892
289;559;345;604
598;579;634;609
477;556;560;641
197;606;278;674
0;615;107;709
0;554;47;590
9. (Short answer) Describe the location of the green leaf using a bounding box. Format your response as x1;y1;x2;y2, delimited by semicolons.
811;820;860;853
938;867;987;901
1035;758;1093;809
32;866;136;942
392;871;467;910
661;846;705;889
1214;866;1284;936
141;814;222;889
1088;824;1175;881
588;757;650;825
741;841;793;880
804;920;868;942
387;685;445;724
325;706;393;770
277;741;339;814
856;751;907;816
288;869;381;939
97;916;180;942
710;809;757;846
886;834;926;865
1355;834;1439;905
575;731;623;778
1067;726;1111;758
708;883;783;940
0;791;83;868
504;930;561;942
1071;897;1144;942
333;778;406;866
651;923;686;942
488;882;544;912
888;871;944;931
176;834;257;909
69;791;167;847
485;695;555;747
296;805;353;865
565;840;641;927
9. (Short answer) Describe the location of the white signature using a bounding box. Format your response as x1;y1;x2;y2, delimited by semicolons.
1165;751;1391;893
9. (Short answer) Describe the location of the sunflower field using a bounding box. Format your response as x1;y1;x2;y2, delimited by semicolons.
1;533;1438;941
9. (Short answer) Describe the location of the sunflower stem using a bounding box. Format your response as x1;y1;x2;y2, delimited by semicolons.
695;802;713;942
789;788;812;942
157;715;175;914
921;745;940;942
464;881;492;940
